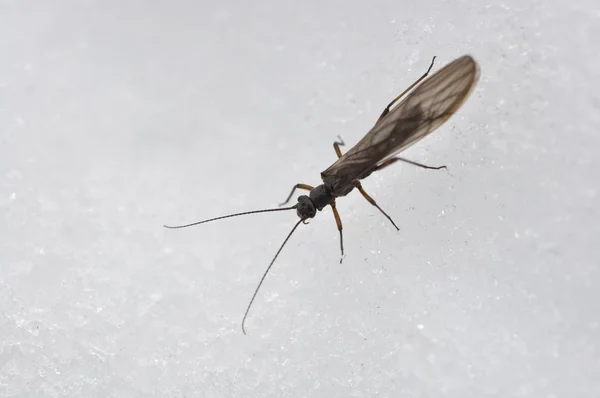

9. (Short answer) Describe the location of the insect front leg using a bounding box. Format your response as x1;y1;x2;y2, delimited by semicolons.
375;157;447;172
329;200;345;263
376;56;437;123
333;135;345;158
355;182;400;231
279;183;314;206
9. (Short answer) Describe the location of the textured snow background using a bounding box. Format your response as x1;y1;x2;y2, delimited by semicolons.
1;0;599;397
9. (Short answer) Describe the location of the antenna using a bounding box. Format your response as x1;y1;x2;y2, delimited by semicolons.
242;218;304;334
164;205;297;229
164;204;305;334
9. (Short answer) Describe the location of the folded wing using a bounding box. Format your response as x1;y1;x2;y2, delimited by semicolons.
321;55;480;194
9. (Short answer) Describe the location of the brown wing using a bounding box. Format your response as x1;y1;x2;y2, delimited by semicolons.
321;55;479;194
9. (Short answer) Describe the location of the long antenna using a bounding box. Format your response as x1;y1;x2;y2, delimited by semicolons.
164;205;297;229
242;218;304;335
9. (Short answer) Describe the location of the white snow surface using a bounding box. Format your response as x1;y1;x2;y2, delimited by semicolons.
1;0;599;397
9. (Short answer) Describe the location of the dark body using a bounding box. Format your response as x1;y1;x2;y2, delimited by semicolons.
166;55;480;334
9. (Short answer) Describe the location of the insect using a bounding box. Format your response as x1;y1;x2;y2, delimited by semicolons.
165;55;480;334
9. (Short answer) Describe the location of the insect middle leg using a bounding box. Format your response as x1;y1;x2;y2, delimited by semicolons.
376;56;437;123
329;200;344;263
333;135;345;158
279;183;314;206
355;182;400;231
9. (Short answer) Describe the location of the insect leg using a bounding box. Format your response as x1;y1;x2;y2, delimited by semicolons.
375;156;447;172
376;56;437;123
279;183;314;206
333;135;345;158
329;200;344;263
355;182;400;231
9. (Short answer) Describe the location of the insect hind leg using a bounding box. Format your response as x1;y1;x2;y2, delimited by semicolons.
376;56;437;123
355;182;400;231
279;183;314;206
375;157;447;172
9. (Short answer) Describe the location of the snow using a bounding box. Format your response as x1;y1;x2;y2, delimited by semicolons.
2;0;599;397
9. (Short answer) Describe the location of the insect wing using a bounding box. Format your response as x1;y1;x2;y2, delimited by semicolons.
374;55;479;156
321;55;479;192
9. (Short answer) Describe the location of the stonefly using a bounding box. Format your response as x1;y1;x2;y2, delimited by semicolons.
165;55;480;334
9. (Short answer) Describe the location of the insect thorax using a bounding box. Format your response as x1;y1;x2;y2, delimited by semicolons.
309;184;335;211
322;174;356;197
